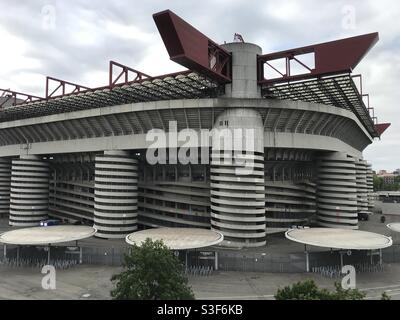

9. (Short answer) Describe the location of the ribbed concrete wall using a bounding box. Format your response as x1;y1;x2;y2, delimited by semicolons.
316;152;358;229
355;159;369;214
366;163;374;210
0;159;11;217
9;155;49;226
211;108;266;247
94;150;138;239
265;180;316;233
138;181;210;228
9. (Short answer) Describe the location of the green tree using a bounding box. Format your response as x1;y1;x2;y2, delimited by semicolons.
275;279;365;300
111;238;195;300
373;175;384;191
381;292;391;300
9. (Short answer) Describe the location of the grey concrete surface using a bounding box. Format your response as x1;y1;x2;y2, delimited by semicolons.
285;228;392;250
126;228;223;250
2;264;400;300
0;225;96;245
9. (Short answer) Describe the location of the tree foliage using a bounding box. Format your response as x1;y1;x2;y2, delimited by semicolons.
275;279;366;300
373;175;400;191
381;292;391;300
111;238;195;300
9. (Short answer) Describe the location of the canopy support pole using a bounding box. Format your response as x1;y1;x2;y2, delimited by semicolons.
214;251;219;271
47;245;51;265
16;245;20;266
339;251;344;269
379;249;383;266
304;245;309;272
3;244;6;260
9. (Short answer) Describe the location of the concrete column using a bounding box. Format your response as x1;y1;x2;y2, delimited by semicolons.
366;162;374;211
9;155;49;226
316;152;358;229
355;159;369;215
94;150;138;239
210;108;266;248
0;158;11;218
221;42;262;99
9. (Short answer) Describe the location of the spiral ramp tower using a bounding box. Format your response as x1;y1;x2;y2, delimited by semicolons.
355;159;370;215
9;155;49;227
94;150;138;239
316;152;358;229
210;108;266;248
0;159;11;218
366;163;375;211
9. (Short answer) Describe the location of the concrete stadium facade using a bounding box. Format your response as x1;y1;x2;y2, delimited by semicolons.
0;16;381;247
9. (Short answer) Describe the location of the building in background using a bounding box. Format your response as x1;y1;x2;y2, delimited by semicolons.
377;170;396;184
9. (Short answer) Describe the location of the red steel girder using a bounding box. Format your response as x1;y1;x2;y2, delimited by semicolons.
0;88;43;108
258;32;379;85
109;61;151;88
375;123;391;137
46;77;90;99
153;10;232;83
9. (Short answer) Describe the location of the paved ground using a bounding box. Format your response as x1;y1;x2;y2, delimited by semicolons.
2;263;400;300
2;213;400;300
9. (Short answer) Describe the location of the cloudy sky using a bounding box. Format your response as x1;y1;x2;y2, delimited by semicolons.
0;0;399;171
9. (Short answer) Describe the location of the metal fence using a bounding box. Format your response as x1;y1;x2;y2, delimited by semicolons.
81;247;128;266
3;244;400;273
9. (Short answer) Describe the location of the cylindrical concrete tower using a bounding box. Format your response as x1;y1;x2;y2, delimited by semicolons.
316;152;358;229
221;42;262;99
355;159;369;215
94;150;138;239
366;163;374;210
211;108;266;248
9;155;49;226
0;158;11;218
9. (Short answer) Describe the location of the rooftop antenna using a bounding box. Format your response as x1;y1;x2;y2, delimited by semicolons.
234;33;244;43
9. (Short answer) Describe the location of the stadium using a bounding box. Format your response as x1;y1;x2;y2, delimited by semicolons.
0;9;391;248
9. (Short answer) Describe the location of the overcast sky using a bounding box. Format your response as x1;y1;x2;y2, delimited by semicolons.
0;0;399;171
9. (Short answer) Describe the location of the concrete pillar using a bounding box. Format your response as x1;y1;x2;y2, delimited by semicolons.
366;163;374;211
316;152;358;229
355;159;369;215
94;150;138;239
221;42;262;99
9;155;49;226
0;158;11;218
210;108;266;248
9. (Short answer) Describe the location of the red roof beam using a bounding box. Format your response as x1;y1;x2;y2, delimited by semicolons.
109;61;151;88
375;123;391;137
0;88;43;108
258;32;379;85
46;76;91;99
153;10;232;83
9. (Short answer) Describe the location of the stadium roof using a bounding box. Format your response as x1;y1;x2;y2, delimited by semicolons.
0;9;388;138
